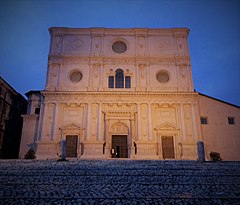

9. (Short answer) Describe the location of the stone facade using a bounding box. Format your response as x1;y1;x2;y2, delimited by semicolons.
19;91;41;158
19;27;240;160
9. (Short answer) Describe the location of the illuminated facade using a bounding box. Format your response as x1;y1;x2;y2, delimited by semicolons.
19;28;240;160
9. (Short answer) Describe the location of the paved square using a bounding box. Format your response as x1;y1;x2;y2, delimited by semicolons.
0;160;240;204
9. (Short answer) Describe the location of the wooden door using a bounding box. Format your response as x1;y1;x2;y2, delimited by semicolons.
162;136;175;159
112;135;128;158
66;135;78;157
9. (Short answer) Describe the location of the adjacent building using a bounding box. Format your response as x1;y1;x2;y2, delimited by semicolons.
0;76;27;158
19;27;240;160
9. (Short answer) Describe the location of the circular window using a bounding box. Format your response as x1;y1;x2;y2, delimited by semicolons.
69;71;82;83
112;41;127;54
156;71;170;83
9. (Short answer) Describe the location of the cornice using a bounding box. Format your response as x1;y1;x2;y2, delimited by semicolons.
49;27;189;37
22;114;39;119
42;91;198;97
48;55;190;65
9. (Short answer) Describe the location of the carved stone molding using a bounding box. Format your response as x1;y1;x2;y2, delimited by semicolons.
175;56;191;66
42;91;198;98
155;122;180;135
48;56;64;64
48;55;184;66
59;123;84;137
110;122;129;134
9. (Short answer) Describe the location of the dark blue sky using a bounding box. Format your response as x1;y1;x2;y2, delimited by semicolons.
0;0;239;105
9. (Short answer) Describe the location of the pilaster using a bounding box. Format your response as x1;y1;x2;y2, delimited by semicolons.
129;114;134;158
148;103;153;141
97;103;102;141
137;103;141;141
147;64;151;91
40;103;48;140
180;103;186;141
86;103;91;140
37;101;45;141
51;103;59;140
191;103;198;142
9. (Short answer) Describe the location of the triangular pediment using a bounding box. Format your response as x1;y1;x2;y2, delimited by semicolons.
158;123;177;130
61;123;81;130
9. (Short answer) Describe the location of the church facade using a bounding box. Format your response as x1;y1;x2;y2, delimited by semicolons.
19;27;240;160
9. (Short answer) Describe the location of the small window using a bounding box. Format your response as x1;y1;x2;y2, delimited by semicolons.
228;117;235;125
200;117;208;125
108;76;114;88
35;107;40;114
69;71;82;83
108;69;131;89
112;41;127;54
125;76;131;88
156;71;170;83
115;69;124;88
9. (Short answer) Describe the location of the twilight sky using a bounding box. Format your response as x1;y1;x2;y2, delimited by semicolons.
0;0;239;105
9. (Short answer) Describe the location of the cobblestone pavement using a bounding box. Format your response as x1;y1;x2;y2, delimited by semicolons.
0;160;240;205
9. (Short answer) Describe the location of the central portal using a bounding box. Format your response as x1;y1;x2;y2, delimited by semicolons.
162;136;175;159
112;135;128;158
66;135;78;158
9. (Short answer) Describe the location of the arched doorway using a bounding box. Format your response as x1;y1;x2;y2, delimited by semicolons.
110;122;129;158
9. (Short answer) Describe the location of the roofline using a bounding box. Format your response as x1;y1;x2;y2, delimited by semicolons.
25;90;42;98
48;27;190;36
49;27;190;30
0;76;27;101
198;92;239;108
